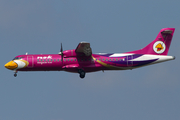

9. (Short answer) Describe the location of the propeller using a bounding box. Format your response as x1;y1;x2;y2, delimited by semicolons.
59;43;64;63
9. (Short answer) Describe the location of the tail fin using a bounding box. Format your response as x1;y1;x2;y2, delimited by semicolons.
127;28;175;55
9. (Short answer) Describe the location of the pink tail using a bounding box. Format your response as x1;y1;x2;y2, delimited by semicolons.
127;28;175;55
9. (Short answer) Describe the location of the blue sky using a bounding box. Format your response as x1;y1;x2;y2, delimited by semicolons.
1;0;180;120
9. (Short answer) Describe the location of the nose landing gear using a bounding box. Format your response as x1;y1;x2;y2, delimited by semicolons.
14;71;17;77
78;69;86;79
14;73;17;77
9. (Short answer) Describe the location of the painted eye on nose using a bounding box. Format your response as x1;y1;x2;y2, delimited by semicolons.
4;61;18;70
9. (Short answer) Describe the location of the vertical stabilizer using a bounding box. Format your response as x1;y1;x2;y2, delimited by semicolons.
126;28;175;55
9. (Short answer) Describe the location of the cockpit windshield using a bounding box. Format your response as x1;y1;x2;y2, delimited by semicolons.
13;57;22;60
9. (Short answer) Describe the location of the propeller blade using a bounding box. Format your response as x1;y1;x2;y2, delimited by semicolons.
60;43;63;62
60;43;63;53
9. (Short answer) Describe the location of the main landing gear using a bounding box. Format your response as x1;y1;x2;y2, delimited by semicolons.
78;69;86;79
14;71;17;77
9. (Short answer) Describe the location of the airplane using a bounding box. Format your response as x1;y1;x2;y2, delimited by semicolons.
4;28;175;78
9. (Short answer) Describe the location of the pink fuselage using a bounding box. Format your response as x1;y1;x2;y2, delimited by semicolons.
15;53;135;73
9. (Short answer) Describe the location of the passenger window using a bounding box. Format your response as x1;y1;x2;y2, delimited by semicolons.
67;59;69;61
37;59;39;62
54;59;56;62
102;58;105;61
116;58;118;61
109;59;111;61
99;59;101;61
44;59;46;62
57;59;59;62
47;59;49;62
119;58;121;61
51;59;52;62
71;59;73;61
74;59;76;61
106;59;108;61
113;59;115;61
41;59;42;62
123;58;125;61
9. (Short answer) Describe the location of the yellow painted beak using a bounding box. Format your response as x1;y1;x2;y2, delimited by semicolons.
4;61;18;70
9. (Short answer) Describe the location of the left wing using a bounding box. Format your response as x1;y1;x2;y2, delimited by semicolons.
75;42;92;56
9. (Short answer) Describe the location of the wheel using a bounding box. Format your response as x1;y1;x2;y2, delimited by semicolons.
80;71;85;76
78;69;86;78
78;69;82;73
80;74;85;78
14;73;17;77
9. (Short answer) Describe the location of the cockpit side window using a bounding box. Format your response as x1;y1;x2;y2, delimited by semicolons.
13;57;18;60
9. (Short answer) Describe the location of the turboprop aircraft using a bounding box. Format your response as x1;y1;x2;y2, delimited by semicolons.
5;28;175;78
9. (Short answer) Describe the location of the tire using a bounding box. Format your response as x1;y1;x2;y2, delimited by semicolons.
80;74;85;78
78;69;86;78
14;74;17;77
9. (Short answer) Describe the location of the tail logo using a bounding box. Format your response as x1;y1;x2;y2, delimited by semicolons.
153;41;166;54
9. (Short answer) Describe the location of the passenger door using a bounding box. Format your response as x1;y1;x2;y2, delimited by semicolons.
27;56;34;68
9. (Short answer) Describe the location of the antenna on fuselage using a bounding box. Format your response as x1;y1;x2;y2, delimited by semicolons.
26;52;28;55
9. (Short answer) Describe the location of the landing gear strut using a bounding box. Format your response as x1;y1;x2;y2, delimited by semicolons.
78;69;86;78
14;71;17;77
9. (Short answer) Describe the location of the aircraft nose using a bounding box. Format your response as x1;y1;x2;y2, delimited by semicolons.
4;61;18;70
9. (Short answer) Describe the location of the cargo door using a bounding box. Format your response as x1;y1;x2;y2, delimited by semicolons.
127;55;133;66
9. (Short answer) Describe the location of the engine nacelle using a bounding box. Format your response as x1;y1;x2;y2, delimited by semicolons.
62;50;76;58
59;49;86;58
